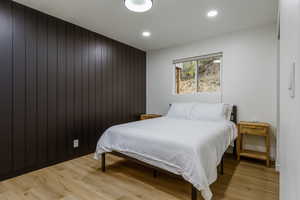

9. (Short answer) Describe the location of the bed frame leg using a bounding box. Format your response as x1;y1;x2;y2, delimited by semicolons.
233;140;237;158
220;157;224;175
153;170;158;178
191;185;197;200
101;153;106;172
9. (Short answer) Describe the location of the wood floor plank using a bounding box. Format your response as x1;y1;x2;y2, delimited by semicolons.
0;154;279;200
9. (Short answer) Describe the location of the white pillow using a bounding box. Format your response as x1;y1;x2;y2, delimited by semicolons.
223;104;233;121
189;103;226;121
166;103;195;119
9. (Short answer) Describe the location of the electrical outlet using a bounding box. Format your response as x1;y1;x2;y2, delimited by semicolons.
73;139;79;148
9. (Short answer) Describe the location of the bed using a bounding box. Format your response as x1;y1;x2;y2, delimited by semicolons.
94;103;237;200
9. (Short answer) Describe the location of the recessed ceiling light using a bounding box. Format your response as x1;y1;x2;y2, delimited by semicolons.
125;0;153;13
207;10;218;18
142;31;151;37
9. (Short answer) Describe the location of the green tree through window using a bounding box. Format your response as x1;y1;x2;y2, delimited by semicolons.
175;55;221;94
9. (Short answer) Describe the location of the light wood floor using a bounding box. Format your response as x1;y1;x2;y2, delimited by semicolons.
0;154;279;200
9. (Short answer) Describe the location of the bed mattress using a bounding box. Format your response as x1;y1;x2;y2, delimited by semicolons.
94;117;237;200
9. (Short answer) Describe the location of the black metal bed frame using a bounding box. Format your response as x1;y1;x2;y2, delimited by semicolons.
101;106;237;200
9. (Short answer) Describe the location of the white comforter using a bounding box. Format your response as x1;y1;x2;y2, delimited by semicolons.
94;117;237;200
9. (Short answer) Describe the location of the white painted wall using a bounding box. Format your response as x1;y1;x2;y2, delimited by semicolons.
147;25;277;159
279;0;300;199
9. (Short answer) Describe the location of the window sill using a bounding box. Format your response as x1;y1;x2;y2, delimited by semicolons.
172;91;221;96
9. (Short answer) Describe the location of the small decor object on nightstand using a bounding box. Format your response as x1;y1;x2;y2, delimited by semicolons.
237;121;271;167
140;114;162;120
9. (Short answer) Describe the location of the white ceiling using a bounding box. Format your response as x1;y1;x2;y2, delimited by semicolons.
14;0;278;51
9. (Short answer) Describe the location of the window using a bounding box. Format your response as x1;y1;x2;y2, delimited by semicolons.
174;53;222;94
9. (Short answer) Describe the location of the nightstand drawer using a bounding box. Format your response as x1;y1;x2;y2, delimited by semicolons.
240;126;267;135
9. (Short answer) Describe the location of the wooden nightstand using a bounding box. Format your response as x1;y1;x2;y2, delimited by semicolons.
237;121;271;167
140;114;162;120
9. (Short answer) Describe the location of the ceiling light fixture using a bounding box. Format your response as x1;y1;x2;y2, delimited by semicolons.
213;59;221;63
142;31;151;37
125;0;153;13
207;10;218;18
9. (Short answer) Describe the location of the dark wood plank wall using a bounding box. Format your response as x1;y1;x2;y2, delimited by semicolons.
0;0;146;180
